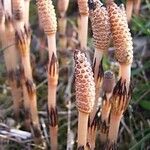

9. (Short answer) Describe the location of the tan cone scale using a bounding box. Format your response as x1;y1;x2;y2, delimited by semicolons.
36;0;57;35
78;0;89;16
107;1;133;64
90;0;111;52
74;49;95;114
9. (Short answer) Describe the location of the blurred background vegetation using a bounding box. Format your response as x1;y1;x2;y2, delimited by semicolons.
0;0;150;149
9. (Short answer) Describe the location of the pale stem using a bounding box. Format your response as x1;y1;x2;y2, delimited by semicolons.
48;85;57;108
119;64;131;90
93;49;103;84
78;15;88;49
126;0;133;22
22;55;33;79
47;34;57;59
3;0;12;15
78;111;89;148
30;94;39;125
108;113;122;143
50;126;58;150
14;21;25;30
106;92;112;101
24;0;30;25
87;126;97;150
133;0;141;15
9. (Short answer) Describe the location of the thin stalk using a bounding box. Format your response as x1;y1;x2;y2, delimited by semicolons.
36;0;58;149
47;35;58;150
24;0;30;25
3;0;12;15
78;112;89;148
77;0;89;49
133;0;141;15
126;0;133;22
12;0;25;29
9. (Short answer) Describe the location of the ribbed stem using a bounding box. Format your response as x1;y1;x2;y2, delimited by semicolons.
78;16;88;49
119;64;131;91
108;113;122;143
126;0;133;22
78;111;89;148
24;0;30;25
3;0;12;15
47;34;58;150
133;0;141;15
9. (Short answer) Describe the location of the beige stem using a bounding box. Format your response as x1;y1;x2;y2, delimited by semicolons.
24;0;30;25
22;55;32;79
87;126;97;150
93;49;103;84
3;0;12;15
119;64;131;90
133;0;141;15
47;33;58;150
108;113;122;143
78;111;89;148
78;15;88;49
50;126;58;150
48;85;57;108
106;92;112;101
126;0;133;22
47;34;57;58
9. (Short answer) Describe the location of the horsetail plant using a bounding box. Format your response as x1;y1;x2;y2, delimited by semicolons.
88;0;110;111
74;49;95;149
107;0;133;91
36;0;58;149
106;0;133;148
77;0;89;49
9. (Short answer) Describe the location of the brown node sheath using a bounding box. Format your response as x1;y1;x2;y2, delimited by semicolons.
47;106;58;127
25;79;36;96
49;52;58;77
78;145;85;150
107;78;130;146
